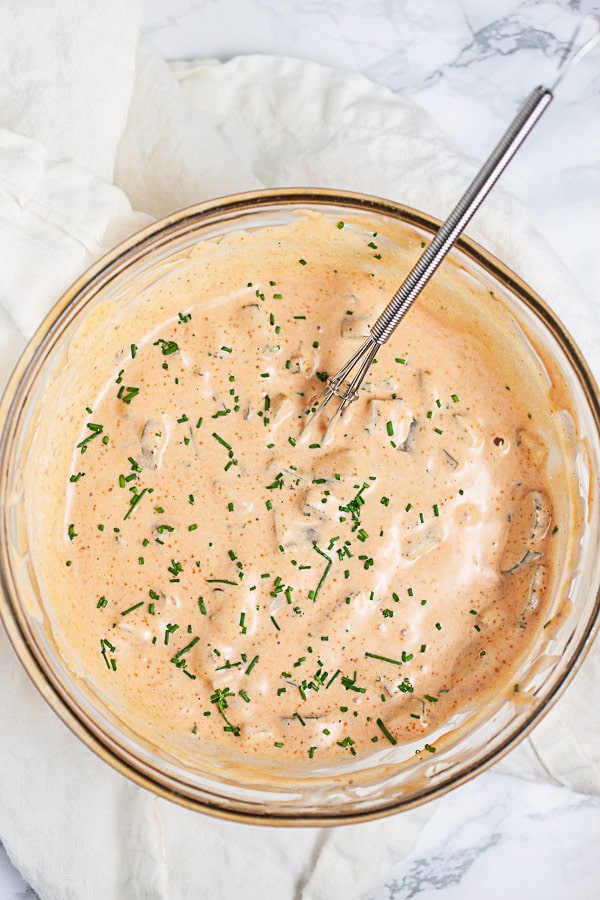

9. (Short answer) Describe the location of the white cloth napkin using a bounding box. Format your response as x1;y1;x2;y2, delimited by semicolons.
1;3;599;898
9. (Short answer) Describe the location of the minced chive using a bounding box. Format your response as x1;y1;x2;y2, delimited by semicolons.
376;718;397;745
365;651;402;665
77;422;104;453
308;541;332;602
154;338;179;355
118;386;139;404
121;601;144;617
172;636;200;659
164;623;179;644
124;486;153;520
212;432;232;451
245;655;259;675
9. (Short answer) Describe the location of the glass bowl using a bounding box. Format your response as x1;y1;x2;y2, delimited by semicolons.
1;188;599;825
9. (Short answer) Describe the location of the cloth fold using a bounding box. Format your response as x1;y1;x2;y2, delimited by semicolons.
0;3;599;898
0;0;141;181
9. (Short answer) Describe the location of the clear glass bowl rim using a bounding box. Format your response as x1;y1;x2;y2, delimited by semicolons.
1;187;599;826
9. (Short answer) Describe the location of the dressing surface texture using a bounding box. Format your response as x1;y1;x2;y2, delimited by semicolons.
43;213;571;770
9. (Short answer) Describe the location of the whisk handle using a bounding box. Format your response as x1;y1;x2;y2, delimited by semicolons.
370;84;553;345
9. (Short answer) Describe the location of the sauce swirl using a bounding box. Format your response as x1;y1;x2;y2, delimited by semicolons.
35;212;575;764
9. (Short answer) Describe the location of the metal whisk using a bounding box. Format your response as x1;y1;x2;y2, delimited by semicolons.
304;15;600;434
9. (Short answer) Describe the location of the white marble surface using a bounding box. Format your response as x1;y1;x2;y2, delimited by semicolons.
2;0;600;896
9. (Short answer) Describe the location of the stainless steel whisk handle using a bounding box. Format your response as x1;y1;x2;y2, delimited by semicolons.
301;15;600;436
370;85;553;345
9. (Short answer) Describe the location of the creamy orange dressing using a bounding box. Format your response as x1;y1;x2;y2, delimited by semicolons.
33;212;577;765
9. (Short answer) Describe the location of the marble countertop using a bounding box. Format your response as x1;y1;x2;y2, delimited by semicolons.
2;0;600;897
